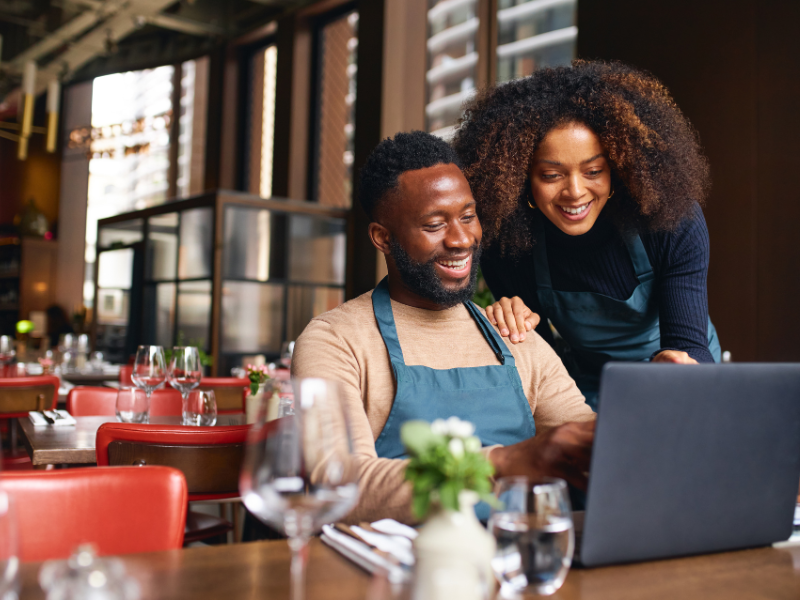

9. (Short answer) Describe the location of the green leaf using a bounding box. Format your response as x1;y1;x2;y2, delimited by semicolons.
412;492;431;519
438;480;461;512
401;421;444;456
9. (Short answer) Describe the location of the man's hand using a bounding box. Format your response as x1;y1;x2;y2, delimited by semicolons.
486;296;540;344
489;420;595;491
652;350;698;364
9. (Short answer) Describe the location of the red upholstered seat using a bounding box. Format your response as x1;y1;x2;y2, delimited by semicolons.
96;422;255;544
119;365;133;387
67;386;183;417
1;466;187;562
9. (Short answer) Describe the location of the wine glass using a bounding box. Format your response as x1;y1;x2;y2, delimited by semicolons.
183;390;217;426
168;347;202;423
0;490;20;600
131;345;166;423
240;378;359;600
488;477;574;597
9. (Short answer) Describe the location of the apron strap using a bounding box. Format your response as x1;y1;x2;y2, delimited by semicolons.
372;278;406;366
464;301;515;367
623;233;655;284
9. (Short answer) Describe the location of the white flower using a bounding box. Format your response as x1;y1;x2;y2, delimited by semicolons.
464;436;481;453
431;419;448;436
446;416;475;439
448;438;465;458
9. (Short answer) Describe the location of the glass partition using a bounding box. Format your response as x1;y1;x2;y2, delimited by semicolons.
94;192;347;374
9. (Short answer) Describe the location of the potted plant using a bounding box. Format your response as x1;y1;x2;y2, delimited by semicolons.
401;417;496;600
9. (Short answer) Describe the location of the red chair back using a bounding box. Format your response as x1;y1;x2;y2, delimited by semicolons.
96;422;252;501
67;387;183;417
1;466;187;562
119;365;133;386
0;376;59;418
195;377;248;414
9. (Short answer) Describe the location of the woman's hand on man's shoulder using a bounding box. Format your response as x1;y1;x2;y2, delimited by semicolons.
486;296;540;343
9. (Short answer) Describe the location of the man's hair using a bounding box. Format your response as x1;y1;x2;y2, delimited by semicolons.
359;130;463;221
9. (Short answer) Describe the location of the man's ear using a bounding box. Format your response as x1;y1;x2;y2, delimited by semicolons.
368;222;392;256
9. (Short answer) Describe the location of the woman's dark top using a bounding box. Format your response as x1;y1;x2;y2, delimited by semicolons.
480;204;715;363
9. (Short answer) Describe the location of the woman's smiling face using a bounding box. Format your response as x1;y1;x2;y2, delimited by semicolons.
529;122;612;236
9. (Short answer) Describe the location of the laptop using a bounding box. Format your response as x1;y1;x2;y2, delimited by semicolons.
576;362;800;568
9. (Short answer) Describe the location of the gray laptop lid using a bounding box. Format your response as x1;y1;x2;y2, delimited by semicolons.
580;363;800;568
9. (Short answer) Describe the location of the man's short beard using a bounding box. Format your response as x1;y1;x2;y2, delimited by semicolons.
389;240;482;308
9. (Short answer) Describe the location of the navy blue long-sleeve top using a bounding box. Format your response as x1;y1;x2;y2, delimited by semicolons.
480;204;715;363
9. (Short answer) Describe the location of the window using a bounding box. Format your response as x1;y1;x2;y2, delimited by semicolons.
426;0;479;137
80;59;209;308
311;9;358;209
246;45;278;198
425;0;577;137
496;0;577;82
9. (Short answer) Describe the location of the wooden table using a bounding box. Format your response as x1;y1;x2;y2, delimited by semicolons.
17;414;246;467
16;538;800;600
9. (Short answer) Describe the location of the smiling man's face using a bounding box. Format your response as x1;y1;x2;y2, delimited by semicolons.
374;162;482;309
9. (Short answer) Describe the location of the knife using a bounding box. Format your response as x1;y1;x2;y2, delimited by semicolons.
39;410;55;425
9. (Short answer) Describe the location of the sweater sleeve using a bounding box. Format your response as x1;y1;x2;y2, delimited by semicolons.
650;205;715;363
291;319;417;525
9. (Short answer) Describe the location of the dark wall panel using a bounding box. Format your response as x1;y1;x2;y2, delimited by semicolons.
577;0;800;361
755;2;800;360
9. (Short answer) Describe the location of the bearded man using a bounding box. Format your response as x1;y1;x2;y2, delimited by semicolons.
292;131;595;524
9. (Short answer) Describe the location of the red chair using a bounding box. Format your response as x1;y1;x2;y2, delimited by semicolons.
0;376;60;470
2;466;187;562
119;365;133;386
67;386;183;417
195;377;249;414
96;422;253;543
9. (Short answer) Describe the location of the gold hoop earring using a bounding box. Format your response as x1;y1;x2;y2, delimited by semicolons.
607;187;615;200
527;199;537;210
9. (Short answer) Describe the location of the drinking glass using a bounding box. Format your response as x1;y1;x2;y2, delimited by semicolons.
182;390;217;426
240;378;359;600
0;336;15;373
488;477;574;597
0;490;20;600
115;387;149;423
131;345;166;422
168;347;202;421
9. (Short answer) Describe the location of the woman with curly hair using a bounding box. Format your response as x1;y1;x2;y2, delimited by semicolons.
452;60;720;409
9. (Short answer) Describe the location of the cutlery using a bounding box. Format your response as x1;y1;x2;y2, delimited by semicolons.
39;410;54;425
49;410;63;420
333;524;406;567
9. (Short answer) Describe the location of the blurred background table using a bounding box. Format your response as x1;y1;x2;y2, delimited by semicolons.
17;414;245;467
15;539;800;600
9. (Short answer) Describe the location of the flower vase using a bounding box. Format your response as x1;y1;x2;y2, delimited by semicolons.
412;490;496;600
245;381;280;424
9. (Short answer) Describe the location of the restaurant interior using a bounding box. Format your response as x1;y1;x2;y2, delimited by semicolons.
0;0;798;598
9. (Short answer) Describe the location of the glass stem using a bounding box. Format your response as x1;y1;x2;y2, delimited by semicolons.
288;535;309;600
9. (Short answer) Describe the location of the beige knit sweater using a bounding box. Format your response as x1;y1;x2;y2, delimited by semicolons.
291;290;595;524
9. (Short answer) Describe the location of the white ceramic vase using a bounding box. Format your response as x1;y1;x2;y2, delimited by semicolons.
412;490;496;600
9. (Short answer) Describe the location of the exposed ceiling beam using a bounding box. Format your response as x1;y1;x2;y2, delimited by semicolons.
6;0;129;71
146;13;226;36
30;0;179;95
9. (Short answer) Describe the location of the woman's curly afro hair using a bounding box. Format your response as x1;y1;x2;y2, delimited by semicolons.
452;60;711;255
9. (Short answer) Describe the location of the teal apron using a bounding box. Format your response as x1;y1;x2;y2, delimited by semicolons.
532;215;721;410
372;278;536;518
